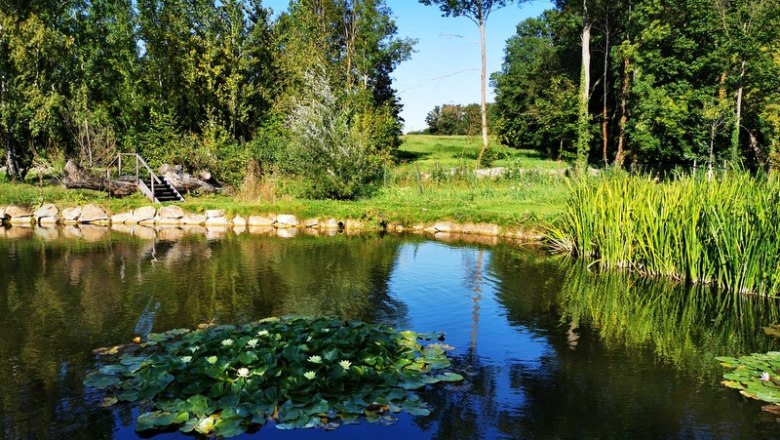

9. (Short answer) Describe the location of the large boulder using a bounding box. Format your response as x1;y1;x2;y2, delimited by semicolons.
6;205;32;218
247;215;275;227
79;204;109;223
205;209;225;218
232;215;247;226
205;216;230;227
6;205;33;225
159;205;184;220
62;207;82;223
181;214;207;226
159;164;217;194
275;214;299;228
111;212;133;224
34;204;59;221
132;206;157;222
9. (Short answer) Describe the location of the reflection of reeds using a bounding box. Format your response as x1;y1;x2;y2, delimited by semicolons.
559;264;780;376
548;171;780;295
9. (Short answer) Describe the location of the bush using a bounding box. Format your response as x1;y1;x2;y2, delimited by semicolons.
285;72;385;200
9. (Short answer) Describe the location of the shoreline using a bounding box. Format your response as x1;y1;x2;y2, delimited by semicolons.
0;203;545;246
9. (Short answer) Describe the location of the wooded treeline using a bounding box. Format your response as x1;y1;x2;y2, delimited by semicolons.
422;103;496;136
0;0;412;197
492;0;780;168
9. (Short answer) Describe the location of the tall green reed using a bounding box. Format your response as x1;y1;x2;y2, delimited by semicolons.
548;170;780;296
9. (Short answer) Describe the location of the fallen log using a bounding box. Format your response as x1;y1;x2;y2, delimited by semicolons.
62;160;137;197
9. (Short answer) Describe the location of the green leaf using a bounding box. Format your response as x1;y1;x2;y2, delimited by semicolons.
434;372;464;382
136;411;188;432
186;395;212;419
238;351;259;364
84;373;120;389
213;416;245;437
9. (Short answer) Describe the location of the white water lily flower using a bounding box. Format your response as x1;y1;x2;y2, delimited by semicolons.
308;355;322;364
237;367;250;378
761;372;771;381
221;339;234;347
257;330;269;337
338;360;352;370
247;338;259;348
206;356;218;364
189;346;200;353
197;415;216;434
304;371;317;380
180;356;192;363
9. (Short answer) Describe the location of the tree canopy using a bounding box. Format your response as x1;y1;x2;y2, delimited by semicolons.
493;0;780;169
0;0;412;197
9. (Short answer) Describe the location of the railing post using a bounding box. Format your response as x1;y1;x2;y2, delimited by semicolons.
118;155;122;178
135;155;139;181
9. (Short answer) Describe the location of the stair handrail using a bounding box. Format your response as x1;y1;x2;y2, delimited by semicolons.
108;153;184;203
108;153;158;201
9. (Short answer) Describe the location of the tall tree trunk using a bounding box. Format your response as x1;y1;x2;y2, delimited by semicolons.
731;60;746;165
601;15;609;165
615;56;630;168
576;0;591;172
476;17;489;168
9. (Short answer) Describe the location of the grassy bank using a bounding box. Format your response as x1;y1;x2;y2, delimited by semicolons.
0;135;570;230
548;171;780;296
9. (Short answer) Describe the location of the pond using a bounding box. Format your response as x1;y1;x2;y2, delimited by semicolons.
1;229;779;439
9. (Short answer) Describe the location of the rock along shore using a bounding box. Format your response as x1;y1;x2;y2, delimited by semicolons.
0;203;542;245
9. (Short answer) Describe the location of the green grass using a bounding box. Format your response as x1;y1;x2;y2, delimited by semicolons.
397;134;567;172
0;135;571;230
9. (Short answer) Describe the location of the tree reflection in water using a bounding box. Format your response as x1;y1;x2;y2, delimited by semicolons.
0;232;403;439
0;233;779;439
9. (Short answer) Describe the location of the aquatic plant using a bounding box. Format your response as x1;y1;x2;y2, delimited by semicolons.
547;171;780;295
717;352;780;412
84;316;463;437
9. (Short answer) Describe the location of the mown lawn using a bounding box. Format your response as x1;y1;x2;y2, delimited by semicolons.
0;135;571;230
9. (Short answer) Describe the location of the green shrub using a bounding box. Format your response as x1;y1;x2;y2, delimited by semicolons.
285;72;385;200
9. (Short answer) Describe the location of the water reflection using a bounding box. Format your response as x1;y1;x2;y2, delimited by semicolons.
0;233;403;439
0;233;779;439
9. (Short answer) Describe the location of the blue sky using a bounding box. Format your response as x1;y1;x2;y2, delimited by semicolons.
263;0;554;132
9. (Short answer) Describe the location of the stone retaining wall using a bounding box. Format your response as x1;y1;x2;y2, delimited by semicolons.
0;204;542;243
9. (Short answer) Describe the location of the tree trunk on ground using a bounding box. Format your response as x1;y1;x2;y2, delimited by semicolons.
476;16;489;168
62;160;137;196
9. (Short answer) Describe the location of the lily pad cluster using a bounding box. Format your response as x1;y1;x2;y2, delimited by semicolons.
717;352;780;412
85;316;463;437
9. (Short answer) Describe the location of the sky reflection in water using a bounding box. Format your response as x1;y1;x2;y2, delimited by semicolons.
0;231;778;439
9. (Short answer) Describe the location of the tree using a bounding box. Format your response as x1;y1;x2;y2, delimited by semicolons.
492;10;579;157
0;1;79;180
419;0;526;167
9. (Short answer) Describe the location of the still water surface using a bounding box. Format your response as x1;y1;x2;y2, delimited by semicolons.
1;230;779;439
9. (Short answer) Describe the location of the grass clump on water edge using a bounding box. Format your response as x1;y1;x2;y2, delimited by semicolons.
546;170;780;296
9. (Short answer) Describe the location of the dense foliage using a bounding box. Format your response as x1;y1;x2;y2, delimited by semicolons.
547;171;780;296
423;103;496;136
493;0;780;168
0;0;412;197
85;316;463;437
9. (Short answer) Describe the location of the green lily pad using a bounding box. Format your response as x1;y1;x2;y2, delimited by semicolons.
718;351;780;412
85;316;464;437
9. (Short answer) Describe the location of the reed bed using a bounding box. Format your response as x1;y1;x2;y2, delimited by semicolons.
547;171;780;296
